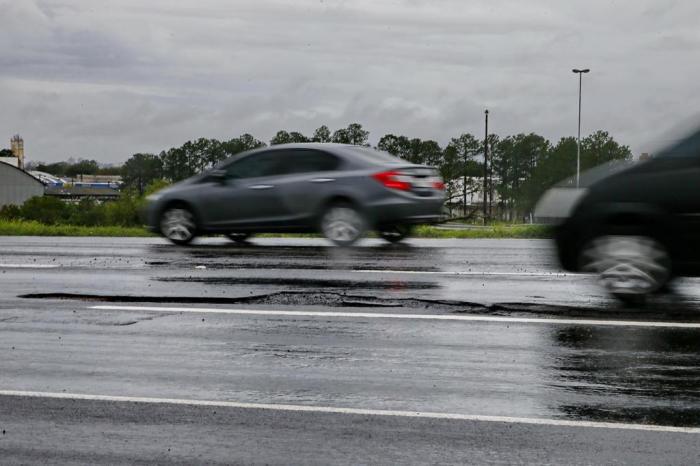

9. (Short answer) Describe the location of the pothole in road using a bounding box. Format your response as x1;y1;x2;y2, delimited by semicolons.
153;276;439;290
19;291;472;311
18;290;700;321
146;261;442;273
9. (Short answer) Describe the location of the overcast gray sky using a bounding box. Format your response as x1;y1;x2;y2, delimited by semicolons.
2;0;699;163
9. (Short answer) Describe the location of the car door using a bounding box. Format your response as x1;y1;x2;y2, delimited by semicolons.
199;151;289;230
627;139;700;273
271;149;343;226
658;155;700;271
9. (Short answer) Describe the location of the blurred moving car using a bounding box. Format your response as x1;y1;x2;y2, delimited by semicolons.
535;129;700;302
146;143;445;246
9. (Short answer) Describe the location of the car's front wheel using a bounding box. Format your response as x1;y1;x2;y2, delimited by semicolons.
579;234;672;303
378;225;413;243
160;206;197;245
320;203;366;247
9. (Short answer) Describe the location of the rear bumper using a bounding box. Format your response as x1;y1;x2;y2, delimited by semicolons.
365;195;444;226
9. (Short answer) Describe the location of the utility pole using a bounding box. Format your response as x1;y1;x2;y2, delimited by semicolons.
462;154;467;218
483;109;489;222
572;68;590;188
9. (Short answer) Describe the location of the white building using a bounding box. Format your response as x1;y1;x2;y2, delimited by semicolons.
445;176;501;206
0;162;45;207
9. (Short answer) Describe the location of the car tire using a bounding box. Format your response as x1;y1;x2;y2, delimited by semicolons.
226;233;252;243
160;205;197;245
378;225;413;243
320;202;366;247
578;234;672;303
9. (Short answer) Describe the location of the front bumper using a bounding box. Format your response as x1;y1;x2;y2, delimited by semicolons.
142;202;161;234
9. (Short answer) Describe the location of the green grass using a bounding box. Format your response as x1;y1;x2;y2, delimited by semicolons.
0;220;153;237
414;224;553;239
0;220;552;239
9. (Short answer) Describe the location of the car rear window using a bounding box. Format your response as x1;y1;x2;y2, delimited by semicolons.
344;147;406;165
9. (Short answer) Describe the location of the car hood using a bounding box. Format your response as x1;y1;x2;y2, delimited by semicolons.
534;160;638;224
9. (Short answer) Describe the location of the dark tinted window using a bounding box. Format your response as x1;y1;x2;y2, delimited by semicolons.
224;151;283;179
276;149;341;174
658;129;700;159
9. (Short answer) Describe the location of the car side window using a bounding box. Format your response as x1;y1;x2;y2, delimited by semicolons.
276;149;341;175
225;152;282;179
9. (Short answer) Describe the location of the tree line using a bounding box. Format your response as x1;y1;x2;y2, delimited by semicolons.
30;159;122;178
36;122;632;220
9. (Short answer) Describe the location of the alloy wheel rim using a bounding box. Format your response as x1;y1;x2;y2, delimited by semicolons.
580;235;670;295
322;207;363;243
161;208;195;242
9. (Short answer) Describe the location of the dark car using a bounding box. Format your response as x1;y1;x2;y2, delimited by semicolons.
145;143;445;246
534;129;700;302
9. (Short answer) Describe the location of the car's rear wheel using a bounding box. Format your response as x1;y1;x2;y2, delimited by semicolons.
160;206;197;245
226;233;252;243
320;203;366;247
579;234;671;303
378;225;413;243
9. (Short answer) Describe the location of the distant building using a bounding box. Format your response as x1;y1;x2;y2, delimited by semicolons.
0;134;25;169
45;185;121;203
639;152;651;161
10;134;24;170
0;161;45;207
447;176;501;206
64;174;122;188
29;171;65;187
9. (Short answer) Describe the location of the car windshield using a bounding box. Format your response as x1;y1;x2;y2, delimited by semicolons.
554;159;636;188
656;128;700;159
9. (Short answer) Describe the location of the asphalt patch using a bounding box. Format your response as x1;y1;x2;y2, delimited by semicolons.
17;291;700;321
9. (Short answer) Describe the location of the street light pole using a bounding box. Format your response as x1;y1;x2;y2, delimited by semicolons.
572;68;590;188
483;109;489;222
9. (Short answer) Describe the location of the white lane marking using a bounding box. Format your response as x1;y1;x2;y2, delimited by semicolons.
0;389;696;434
0;260;580;278
0;262;572;277
0;264;60;269
89;305;700;329
353;270;581;277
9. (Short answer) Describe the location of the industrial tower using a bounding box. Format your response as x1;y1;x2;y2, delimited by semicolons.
10;134;24;170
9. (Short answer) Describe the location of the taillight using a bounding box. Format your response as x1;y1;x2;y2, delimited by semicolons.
432;180;445;190
372;170;412;191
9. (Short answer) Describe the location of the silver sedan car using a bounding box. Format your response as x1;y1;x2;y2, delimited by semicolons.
145;143;445;246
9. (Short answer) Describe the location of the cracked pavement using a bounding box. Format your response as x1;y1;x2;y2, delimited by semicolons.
2;236;700;464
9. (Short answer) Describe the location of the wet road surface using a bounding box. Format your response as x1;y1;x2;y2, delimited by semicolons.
2;236;700;464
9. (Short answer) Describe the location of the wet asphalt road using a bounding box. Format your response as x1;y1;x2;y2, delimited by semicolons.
2;236;700;464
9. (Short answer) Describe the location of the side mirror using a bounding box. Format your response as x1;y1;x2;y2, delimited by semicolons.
207;169;227;184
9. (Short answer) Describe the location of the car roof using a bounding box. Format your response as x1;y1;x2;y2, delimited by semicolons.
258;142;353;150
244;142;364;157
229;143;420;168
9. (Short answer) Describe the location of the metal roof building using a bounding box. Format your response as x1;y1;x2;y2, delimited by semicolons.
45;185;121;203
0;162;45;207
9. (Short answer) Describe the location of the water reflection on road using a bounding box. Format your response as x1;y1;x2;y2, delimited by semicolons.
548;325;700;426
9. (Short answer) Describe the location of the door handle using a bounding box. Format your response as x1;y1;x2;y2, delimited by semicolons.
310;178;335;183
249;184;274;190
